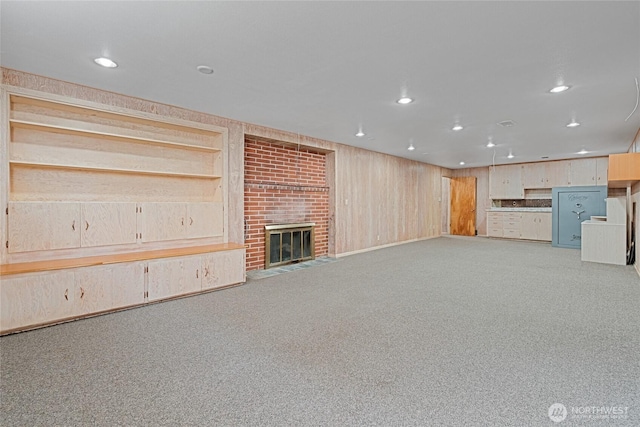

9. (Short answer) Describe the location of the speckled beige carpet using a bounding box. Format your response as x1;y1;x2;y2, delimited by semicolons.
1;236;639;426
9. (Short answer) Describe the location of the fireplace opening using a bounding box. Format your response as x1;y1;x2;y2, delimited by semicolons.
265;223;315;269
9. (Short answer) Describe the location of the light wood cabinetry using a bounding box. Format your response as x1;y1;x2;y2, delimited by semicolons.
8;202;81;252
596;157;608;185
544;160;570;187
487;211;551;241
569;158;597;186
523;163;545;188
147;256;202;302
1;270;76;331
520;212;552;241
202;249;246;290
1;89;245;334
489;165;523;199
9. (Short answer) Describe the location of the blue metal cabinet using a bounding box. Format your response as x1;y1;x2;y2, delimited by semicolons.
552;186;607;249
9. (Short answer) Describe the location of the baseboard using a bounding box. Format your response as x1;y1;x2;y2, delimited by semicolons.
335;235;440;258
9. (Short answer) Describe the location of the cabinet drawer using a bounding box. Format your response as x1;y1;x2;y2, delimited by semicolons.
487;212;503;220
489;219;503;228
503;221;521;229
503;229;521;238
488;227;503;237
503;213;522;221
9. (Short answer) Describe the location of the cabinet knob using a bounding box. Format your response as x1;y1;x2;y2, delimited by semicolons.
80;287;85;299
190;217;193;226
85;221;89;231
196;269;199;279
71;220;75;231
64;289;68;301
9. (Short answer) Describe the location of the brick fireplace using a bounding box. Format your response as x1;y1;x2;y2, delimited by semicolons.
244;137;329;271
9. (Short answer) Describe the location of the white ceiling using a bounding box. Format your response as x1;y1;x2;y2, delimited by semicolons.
1;1;639;169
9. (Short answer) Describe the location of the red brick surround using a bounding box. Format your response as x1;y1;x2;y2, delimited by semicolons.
244;137;329;271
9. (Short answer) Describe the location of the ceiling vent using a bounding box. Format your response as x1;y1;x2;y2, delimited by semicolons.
497;120;516;128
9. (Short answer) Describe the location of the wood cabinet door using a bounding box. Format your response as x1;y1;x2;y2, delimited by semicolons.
519;213;537;240
450;177;476;236
523;163;545;189
186;202;224;239
147;256;201;302
544;161;570;187
74;262;145;315
81;203;137;247
596;157;608;185
490;165;523;199
537;213;552;241
0;271;75;332
139;203;186;243
8;202;81;253
202;249;245;290
569;158;597;186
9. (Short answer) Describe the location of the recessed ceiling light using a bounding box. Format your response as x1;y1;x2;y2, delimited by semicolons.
397;97;413;104
452;124;463;131
550;85;570;93
486;141;496;148
355;130;365;137
577;149;588;155
196;65;214;75
94;57;117;68
507;153;515;159
459;161;465;166
408;143;415;151
566;120;580;128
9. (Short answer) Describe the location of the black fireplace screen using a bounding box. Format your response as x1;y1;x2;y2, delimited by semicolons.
265;223;315;269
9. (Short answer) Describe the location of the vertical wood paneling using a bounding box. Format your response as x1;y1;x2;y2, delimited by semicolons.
333;145;442;255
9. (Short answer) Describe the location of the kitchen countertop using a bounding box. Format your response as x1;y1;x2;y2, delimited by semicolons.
487;208;552;212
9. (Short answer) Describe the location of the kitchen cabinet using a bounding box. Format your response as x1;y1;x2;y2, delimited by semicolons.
489;165;523;199
544;161;570;187
522;163;545;189
595;157;608;186
520;212;552;241
569;158;597;186
80;203;137;247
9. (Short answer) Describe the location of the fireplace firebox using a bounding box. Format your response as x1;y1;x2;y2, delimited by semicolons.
265;223;315;269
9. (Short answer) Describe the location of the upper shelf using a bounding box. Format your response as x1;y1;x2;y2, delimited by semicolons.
10;119;221;153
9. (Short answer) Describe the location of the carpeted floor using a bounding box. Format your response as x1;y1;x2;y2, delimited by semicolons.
1;236;639;426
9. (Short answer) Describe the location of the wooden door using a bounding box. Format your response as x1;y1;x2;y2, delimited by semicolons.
8;202;81;253
450;177;476;236
81;203;137;247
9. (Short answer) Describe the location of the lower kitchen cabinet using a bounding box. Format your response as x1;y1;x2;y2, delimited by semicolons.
202;249;245;290
486;211;551;241
520;212;552;241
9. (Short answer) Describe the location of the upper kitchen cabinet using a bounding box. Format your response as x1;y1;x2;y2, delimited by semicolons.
489;165;524;199
569;158;597;186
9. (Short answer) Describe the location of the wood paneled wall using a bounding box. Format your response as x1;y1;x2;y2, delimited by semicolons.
332;145;442;255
